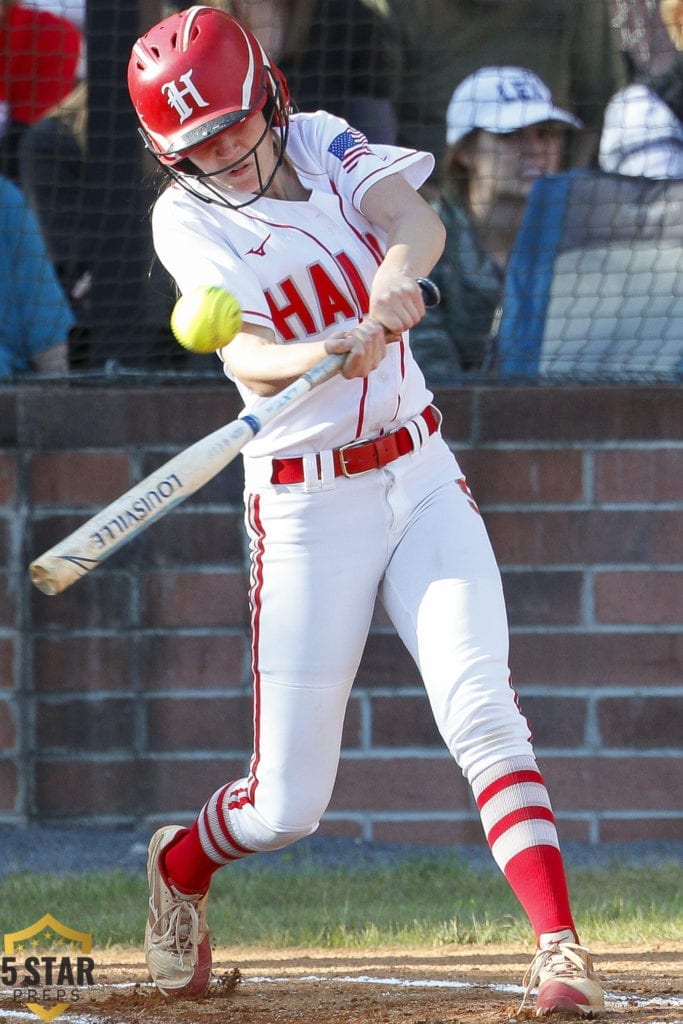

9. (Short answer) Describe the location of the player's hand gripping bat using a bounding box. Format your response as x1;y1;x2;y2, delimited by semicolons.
29;279;440;596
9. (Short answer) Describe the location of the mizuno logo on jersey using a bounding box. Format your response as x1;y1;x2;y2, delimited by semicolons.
328;128;371;172
247;233;271;257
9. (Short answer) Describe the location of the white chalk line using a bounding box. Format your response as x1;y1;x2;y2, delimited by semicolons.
1;973;683;1022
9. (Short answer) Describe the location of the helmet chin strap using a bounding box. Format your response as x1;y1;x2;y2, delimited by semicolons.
155;103;289;210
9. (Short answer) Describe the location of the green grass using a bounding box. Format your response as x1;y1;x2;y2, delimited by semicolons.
1;856;681;951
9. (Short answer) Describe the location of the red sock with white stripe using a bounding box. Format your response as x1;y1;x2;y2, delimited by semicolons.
163;783;253;894
471;755;577;944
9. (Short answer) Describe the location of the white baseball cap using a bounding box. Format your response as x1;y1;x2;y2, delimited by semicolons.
446;66;583;147
599;83;683;178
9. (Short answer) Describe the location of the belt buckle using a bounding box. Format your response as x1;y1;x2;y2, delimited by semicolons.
337;437;376;477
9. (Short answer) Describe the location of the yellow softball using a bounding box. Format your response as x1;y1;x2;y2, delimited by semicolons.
170;286;243;353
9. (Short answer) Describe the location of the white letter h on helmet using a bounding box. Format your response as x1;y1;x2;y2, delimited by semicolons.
162;70;209;123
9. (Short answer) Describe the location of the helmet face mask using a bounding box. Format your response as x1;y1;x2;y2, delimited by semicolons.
128;5;291;207
167;82;290;209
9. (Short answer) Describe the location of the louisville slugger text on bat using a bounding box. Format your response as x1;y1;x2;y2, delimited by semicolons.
29;279;440;596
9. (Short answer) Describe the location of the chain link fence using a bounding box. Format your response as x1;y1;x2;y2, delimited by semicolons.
3;0;682;383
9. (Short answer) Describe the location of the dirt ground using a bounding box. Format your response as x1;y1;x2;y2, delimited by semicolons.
6;942;681;1024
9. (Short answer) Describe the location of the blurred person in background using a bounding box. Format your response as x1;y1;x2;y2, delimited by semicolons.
0;0;82;179
18;81;91;307
410;66;582;382
609;0;677;79
599;80;683;177
0;172;73;376
197;0;399;142
390;0;623;192
601;0;683;177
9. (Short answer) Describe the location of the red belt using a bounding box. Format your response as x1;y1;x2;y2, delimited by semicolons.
270;405;440;484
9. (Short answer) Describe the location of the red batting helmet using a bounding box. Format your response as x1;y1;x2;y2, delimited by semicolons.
127;5;291;166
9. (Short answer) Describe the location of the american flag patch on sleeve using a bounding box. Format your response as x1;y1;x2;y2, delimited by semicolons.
327;128;372;171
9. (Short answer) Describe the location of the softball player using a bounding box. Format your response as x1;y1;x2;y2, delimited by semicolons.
128;7;604;1015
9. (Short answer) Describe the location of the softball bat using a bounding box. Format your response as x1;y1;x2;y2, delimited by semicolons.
29;279;440;596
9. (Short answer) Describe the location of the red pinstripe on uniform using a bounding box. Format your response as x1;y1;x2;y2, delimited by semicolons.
174;492;268;876
356;378;369;436
245;492;266;806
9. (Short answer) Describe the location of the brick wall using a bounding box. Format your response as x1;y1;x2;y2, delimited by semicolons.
2;383;682;845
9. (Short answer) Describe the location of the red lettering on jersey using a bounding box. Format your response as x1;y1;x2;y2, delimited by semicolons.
335;251;370;315
265;254;377;339
265;279;316;340
309;263;355;327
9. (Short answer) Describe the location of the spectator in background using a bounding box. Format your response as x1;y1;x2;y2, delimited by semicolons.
0;173;73;375
600;80;683;177
18;81;91;308
601;0;683;177
390;0;623;187
199;0;400;142
610;0;677;79
410;67;582;381
0;0;82;180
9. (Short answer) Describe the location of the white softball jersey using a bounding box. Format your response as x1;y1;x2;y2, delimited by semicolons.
151;111;438;458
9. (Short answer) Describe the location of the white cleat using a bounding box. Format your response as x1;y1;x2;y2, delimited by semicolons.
144;825;212;997
521;941;605;1017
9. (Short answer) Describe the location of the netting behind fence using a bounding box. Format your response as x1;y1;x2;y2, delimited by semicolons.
2;0;681;382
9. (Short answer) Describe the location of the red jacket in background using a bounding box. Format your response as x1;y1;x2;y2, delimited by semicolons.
0;3;81;125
